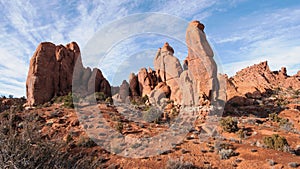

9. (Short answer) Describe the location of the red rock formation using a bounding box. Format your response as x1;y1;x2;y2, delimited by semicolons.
119;80;130;102
184;20;218;105
226;61;300;100
153;42;183;103
129;73;140;97
26;42;111;106
137;68;155;96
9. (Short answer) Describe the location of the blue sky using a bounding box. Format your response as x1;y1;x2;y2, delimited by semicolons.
0;0;299;97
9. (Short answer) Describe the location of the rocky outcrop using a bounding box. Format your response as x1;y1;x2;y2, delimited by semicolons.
153;42;183;103
119;80;130;102
26;42;111;106
149;82;171;106
129;73;140;97
226;61;300;100
137;68;156;96
183;20;218;105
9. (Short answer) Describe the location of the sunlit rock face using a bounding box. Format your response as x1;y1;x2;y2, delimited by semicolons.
153;42;183;103
26;42;111;106
183;20;218;106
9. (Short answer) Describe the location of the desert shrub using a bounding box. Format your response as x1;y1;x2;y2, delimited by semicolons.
214;141;235;152
142;95;149;104
236;128;247;139
63;93;75;108
214;141;238;160
0;109;102;168
115;122;123;133
267;159;276;166
143;107;162;123
219;149;237;160
263;134;289;151
170;107;179;119
131;95;149;106
53;93;79;108
8;95;14;99
95;92;107;102
105;97;113;104
288;162;299;168
220;117;239;133
269;113;294;131
166;158;198;169
269;113;281;122
279;118;294;131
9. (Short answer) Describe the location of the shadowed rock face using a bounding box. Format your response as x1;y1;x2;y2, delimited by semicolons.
26;42;111;106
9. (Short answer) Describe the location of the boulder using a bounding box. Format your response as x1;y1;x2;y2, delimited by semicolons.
149;82;170;106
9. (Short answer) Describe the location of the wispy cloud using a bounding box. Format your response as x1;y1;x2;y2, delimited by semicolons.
0;0;298;97
212;7;300;76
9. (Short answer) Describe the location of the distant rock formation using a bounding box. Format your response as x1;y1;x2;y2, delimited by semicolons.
129;73;140;97
26;42;111;106
226;61;300;100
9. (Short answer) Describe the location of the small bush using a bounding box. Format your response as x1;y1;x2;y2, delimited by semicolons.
115;122;123;133
236;128;247;139
0;109;102;168
143;107;162;123
77;136;97;148
288;162;299;168
220;117;239;133
95;92;107;102
267;159;276;166
142;95;149;104
269;113;294;131
269;113;281;122
105;97;113;104
263;134;289;151
219;149;237;160
166;158;198;169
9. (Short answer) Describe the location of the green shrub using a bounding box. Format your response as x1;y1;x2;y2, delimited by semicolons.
143;107;162;123
269;113;294;131
0;109;103;168
142;95;149;104
95;92;107;101
220;117;239;133
263;134;289;151
166;158;197;169
236;128;247;139
63;93;74;108
219;149;237;160
269;113;281;122
105;97;113;104
115;122;123;133
77;136;97;148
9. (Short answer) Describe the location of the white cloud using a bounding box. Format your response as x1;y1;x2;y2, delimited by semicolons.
1;0;298;97
213;7;300;76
